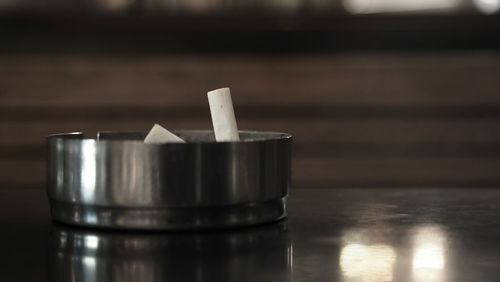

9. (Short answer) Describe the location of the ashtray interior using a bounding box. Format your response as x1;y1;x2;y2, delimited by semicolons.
95;130;290;143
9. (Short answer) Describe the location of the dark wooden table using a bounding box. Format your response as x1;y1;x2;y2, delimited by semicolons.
2;188;500;282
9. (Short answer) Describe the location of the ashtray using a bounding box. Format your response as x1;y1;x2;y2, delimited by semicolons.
47;130;292;230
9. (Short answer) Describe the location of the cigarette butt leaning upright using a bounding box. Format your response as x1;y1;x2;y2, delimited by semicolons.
207;87;240;142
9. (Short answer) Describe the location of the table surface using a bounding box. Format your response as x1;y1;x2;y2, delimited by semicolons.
2;188;500;282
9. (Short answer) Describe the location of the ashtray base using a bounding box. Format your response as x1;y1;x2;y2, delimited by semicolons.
49;197;287;230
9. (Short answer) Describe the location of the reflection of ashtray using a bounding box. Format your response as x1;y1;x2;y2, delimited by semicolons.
48;222;291;282
47;130;292;230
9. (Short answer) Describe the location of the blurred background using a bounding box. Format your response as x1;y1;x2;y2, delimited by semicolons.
1;0;500;189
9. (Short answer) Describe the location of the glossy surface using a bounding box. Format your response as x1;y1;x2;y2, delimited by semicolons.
2;188;500;281
48;222;291;282
47;130;291;229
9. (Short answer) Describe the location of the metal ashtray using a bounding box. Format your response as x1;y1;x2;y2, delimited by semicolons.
47;130;292;230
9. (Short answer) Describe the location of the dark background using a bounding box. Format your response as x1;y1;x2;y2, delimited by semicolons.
1;0;500;189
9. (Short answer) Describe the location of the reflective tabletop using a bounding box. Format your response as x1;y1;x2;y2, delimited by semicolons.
2;188;500;282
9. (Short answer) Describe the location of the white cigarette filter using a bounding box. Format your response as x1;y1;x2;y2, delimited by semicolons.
207;87;240;142
144;124;185;144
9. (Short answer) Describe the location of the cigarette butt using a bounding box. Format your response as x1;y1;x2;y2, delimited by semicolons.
207;87;240;142
144;124;185;144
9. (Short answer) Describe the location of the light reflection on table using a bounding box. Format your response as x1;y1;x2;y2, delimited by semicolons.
412;225;446;282
48;222;291;282
336;225;446;282
340;243;396;282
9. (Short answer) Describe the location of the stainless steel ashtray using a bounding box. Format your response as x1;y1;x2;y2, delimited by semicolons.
47;130;292;230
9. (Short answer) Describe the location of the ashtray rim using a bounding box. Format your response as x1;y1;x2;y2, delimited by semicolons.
47;129;292;145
